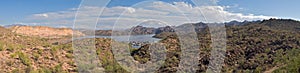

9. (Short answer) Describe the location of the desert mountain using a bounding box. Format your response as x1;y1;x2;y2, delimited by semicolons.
259;19;300;32
1;19;300;73
132;19;300;73
95;26;156;36
9;26;85;38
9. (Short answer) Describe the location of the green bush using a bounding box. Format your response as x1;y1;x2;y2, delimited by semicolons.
36;68;52;73
17;51;32;66
6;45;15;52
65;53;73;58
0;43;3;51
11;69;22;73
52;64;63;73
0;47;3;51
272;48;300;72
51;46;59;55
32;52;40;61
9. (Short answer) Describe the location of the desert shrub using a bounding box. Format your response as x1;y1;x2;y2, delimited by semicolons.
6;45;15;52
10;52;18;58
254;66;263;73
32;52;40;61
25;67;34;73
38;68;52;73
5;43;25;52
11;69;22;73
6;61;13;66
0;42;4;51
0;46;3;51
129;47;138;53
16;51;32;66
65;53;73;58
61;44;72;50
43;44;52;48
52;64;63;73
51;46;59;55
273;48;300;72
95;47;128;73
37;49;43;54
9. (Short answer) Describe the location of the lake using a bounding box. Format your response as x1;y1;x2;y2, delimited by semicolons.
75;34;161;42
99;34;162;48
74;34;161;48
95;34;161;43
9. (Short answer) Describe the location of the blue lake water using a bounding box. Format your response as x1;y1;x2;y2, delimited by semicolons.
96;34;160;42
74;34;160;48
76;34;161;42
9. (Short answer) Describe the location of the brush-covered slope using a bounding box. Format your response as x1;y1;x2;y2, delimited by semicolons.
1;19;300;73
9;26;85;38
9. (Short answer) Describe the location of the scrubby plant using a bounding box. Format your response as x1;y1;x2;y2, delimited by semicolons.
38;68;52;73
6;45;15;52
11;69;22;73
0;42;4;51
52;64;63;73
20;55;32;66
16;51;32;66
273;48;300;72
51;45;59;55
32;52;40;61
0;46;3;51
6;61;13;66
65;53;73;58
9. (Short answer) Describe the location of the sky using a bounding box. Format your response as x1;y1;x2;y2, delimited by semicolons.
0;0;299;29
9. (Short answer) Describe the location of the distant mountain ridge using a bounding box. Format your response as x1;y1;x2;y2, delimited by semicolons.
3;24;26;28
5;19;300;37
152;19;300;39
259;19;300;32
94;20;253;36
1;18;300;72
9;25;85;38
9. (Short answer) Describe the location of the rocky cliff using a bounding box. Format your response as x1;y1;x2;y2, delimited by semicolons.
9;26;85;38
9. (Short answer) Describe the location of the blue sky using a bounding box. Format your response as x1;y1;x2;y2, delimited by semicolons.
0;0;299;28
0;0;80;25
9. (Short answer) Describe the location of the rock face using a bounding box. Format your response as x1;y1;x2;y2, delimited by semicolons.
155;26;175;34
152;32;176;39
95;30;113;36
95;26;156;36
95;26;175;36
130;26;155;35
95;23;207;36
9;26;85;38
0;26;9;33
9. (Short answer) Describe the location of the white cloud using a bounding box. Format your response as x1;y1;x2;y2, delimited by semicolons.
23;1;276;29
33;14;49;18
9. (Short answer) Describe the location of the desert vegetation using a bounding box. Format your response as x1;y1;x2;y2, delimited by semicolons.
0;19;300;73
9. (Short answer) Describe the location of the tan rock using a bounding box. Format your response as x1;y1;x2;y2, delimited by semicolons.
9;26;85;38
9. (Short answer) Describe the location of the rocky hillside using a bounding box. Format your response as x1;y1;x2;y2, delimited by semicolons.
95;30;113;36
130;26;156;35
9;26;85;38
96;19;300;37
81;19;300;73
141;19;300;72
1;19;300;73
0;26;112;72
95;26;156;36
259;19;300;32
